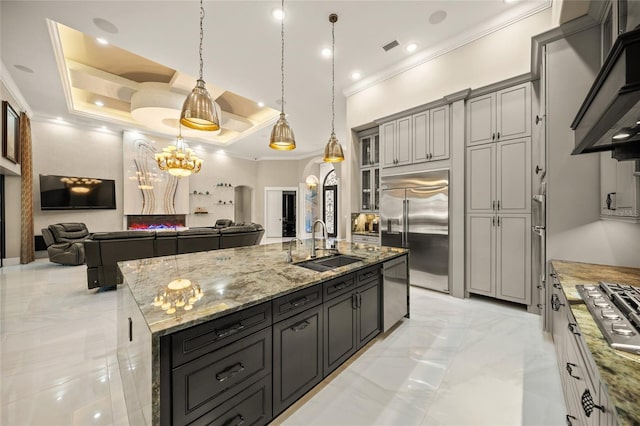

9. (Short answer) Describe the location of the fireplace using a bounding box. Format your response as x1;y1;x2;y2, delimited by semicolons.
127;215;186;230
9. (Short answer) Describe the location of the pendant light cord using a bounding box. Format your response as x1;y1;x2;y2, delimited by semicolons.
198;0;204;80
331;18;335;135
280;0;285;114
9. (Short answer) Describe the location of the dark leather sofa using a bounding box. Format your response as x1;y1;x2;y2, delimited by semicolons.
41;223;91;265
85;224;264;290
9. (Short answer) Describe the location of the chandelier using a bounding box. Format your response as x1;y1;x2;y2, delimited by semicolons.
153;278;204;315
155;128;203;177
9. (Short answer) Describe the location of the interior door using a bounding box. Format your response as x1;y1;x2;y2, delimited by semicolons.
266;190;283;238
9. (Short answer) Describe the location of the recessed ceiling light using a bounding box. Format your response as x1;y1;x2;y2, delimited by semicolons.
429;10;447;25
351;71;362;81
321;48;332;58
93;413;101;419
100;126;107;131
93;17;119;34
504;0;521;3
406;43;418;53
612;128;633;140
272;8;285;20
94;100;104;107
258;101;265;108
96;37;109;45
55;117;65;123
218;149;225;155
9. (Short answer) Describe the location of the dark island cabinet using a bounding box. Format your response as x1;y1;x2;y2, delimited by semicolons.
273;304;323;415
323;265;382;376
161;266;385;425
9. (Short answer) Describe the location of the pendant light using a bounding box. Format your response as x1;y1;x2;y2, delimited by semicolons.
324;13;344;162
180;0;220;131
269;0;296;150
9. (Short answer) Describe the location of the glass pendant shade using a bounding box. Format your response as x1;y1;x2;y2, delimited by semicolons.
324;132;344;162
180;79;220;131
269;113;296;150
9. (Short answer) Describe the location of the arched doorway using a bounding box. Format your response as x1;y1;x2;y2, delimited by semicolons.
323;170;338;238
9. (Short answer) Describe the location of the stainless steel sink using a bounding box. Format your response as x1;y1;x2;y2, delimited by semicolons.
294;254;364;272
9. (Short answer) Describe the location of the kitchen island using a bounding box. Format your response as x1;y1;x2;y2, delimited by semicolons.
549;260;640;426
117;240;408;426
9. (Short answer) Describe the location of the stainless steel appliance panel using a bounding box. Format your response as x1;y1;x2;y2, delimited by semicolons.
380;170;449;293
381;188;405;249
383;255;409;332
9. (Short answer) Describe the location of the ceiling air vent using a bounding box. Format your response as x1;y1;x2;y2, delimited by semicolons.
382;40;399;52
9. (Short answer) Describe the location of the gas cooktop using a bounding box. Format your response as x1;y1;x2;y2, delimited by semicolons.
576;281;640;355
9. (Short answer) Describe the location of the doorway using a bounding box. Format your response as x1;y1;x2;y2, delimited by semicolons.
234;185;253;223
265;187;298;238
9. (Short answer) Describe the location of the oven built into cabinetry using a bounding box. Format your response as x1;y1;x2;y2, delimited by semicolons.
548;268;617;426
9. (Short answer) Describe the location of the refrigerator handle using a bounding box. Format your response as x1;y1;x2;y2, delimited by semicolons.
402;199;406;247
404;199;409;248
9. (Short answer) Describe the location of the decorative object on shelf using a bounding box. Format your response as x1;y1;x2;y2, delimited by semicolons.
323;14;345;163
193;190;197;195
205;190;209;195
305;174;319;189
155;125;203;177
269;0;296;151
2;100;20;164
194;207;208;214
180;0;220;131
153;277;204;315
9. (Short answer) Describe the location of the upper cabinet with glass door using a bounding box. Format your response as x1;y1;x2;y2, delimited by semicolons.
360;134;379;167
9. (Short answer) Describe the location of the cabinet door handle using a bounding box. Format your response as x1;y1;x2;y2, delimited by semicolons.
568;323;581;336
223;414;245;426
497;132;500;139
291;296;309;308
565;362;580;380
128;317;133;342
497;200;500;211
492;133;496;141
565;415;577;426
352;293;357;309
357;293;362;308
551;294;565;311
333;282;350;292
492;216;496;226
581;389;605;417
291;320;310;332
497;216;500;227
216;362;245;382
492;200;496;211
360;270;376;280
216;322;245;339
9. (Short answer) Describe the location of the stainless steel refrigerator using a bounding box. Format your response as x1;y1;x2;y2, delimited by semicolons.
381;170;449;292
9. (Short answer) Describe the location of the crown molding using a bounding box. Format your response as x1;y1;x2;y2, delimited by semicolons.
344;1;552;98
1;61;33;117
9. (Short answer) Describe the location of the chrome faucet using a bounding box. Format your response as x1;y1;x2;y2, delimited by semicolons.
311;219;327;258
285;238;303;263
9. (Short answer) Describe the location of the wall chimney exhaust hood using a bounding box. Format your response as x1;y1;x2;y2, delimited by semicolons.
571;26;640;161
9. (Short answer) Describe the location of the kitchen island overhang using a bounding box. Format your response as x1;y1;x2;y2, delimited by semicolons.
117;240;408;426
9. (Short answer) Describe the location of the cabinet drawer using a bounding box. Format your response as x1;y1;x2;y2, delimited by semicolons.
188;374;272;426
172;327;272;426
323;273;356;301
356;265;380;287
272;284;322;323
172;302;272;366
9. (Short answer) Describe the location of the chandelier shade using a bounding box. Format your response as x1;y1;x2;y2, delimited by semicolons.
323;13;344;162
180;0;220;131
269;0;296;151
269;113;296;150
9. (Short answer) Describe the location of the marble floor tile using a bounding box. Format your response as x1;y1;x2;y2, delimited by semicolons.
1;259;566;425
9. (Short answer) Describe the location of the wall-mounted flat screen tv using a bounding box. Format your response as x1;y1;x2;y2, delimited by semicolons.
39;174;116;210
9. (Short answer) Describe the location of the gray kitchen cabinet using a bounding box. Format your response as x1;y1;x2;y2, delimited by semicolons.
273;304;323;416
467;82;531;147
548;267;618;426
466;138;531;214
381;116;412;167
600;156;640;222
356;278;381;348
466;213;531;305
413;106;450;163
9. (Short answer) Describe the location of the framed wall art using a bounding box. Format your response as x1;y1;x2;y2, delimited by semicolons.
2;100;20;164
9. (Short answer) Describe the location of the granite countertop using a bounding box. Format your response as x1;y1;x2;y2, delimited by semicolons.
550;260;640;425
119;240;406;337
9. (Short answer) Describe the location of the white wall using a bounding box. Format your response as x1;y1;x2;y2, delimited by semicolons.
31;121;124;233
